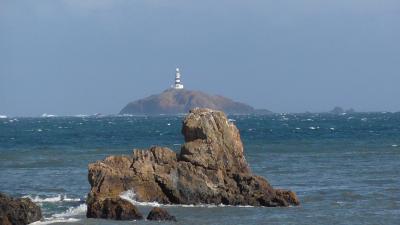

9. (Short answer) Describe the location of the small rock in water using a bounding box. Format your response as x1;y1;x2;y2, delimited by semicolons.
86;197;143;220
147;207;176;222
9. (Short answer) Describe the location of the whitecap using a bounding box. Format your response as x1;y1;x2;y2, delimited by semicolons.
41;114;57;118
309;127;316;130
24;194;81;203
37;129;43;132
330;128;335;131
29;218;80;225
52;204;86;218
120;190;161;207
392;144;398;147
0;115;7;119
29;204;86;225
74;114;88;118
295;128;301;130
120;190;254;208
167;123;171;126
361;118;368;122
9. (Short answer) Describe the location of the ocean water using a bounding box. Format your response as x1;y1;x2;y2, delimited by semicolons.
0;113;399;225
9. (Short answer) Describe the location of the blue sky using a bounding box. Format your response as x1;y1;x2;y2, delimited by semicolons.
1;0;399;116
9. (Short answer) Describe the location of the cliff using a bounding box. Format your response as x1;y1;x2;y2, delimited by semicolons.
120;89;271;115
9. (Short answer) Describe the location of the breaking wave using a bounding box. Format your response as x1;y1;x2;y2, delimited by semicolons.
29;204;86;225
120;190;253;208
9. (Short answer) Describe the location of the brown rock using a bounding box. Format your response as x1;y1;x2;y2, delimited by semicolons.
86;108;299;216
86;197;143;220
147;207;176;221
0;193;42;225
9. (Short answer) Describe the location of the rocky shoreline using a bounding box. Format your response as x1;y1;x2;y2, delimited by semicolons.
86;108;299;221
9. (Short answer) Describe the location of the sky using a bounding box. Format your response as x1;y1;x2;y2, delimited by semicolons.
0;0;399;116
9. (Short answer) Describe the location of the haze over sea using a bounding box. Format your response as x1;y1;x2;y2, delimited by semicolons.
0;112;399;225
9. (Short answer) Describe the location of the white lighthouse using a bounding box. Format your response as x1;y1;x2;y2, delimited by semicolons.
173;68;184;89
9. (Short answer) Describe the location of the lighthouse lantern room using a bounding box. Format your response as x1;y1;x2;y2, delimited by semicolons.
173;68;184;89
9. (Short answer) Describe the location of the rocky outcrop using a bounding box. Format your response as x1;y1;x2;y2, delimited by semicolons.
0;193;42;225
86;197;143;220
147;207;176;221
87;108;299;215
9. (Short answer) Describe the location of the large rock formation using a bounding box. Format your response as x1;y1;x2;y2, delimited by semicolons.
0;193;42;225
87;108;299;215
120;89;272;115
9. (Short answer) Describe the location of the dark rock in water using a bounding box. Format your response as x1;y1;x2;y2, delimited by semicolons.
0;193;42;225
119;89;261;115
86;197;143;220
330;106;345;114
147;207;176;221
87;108;299;212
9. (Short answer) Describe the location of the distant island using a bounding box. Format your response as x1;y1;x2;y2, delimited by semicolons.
119;68;272;115
329;106;356;115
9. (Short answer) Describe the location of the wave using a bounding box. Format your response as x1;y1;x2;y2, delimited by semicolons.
24;194;81;203
52;204;87;218
120;190;253;208
29;204;86;225
41;114;57;118
30;218;80;225
73;114;89;118
0;115;7;119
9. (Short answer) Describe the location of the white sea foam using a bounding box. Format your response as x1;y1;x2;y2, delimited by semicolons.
0;115;7;119
24;194;81;203
29;218;81;225
52;204;87;218
392;144;398;147
41;114;57;118
74;114;88;118
29;204;86;225
120;190;254;208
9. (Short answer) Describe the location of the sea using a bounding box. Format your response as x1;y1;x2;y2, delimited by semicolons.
0;112;399;225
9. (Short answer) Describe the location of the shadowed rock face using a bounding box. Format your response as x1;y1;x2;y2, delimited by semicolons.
87;108;299;214
0;193;42;225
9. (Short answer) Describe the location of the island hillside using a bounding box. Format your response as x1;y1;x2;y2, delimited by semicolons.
120;89;271;115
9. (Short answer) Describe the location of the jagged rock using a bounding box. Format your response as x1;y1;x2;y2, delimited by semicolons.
87;108;299;215
147;207;176;221
0;193;42;225
86;197;143;220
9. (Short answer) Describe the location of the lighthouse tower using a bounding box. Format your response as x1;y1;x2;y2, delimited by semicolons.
173;68;184;89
